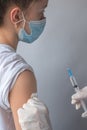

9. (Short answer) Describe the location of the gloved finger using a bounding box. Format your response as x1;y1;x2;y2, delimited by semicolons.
75;103;81;110
71;99;81;109
71;99;80;105
72;86;87;100
81;111;87;118
72;91;84;100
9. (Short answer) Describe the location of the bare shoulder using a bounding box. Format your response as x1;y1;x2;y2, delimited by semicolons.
9;70;37;108
9;70;37;130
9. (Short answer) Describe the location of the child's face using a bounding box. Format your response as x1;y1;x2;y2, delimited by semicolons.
1;0;48;44
19;0;48;35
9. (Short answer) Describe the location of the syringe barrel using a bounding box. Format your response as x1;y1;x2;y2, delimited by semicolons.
70;76;78;87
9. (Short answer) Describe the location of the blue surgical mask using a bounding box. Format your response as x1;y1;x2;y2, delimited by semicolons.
17;13;46;43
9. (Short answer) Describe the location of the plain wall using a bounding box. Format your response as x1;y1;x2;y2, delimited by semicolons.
17;0;87;130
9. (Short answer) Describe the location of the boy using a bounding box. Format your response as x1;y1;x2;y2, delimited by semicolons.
0;0;52;130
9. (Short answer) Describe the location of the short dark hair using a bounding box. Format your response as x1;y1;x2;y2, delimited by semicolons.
0;0;37;26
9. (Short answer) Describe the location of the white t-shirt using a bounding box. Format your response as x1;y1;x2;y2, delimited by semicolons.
0;44;33;130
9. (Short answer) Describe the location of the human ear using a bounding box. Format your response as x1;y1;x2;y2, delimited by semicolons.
10;8;23;28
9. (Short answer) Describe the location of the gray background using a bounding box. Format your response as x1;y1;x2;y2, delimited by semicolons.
17;0;87;130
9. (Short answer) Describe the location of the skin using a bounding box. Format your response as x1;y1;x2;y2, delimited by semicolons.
0;0;48;130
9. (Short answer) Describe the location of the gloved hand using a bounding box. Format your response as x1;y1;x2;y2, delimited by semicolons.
17;93;52;130
71;86;87;118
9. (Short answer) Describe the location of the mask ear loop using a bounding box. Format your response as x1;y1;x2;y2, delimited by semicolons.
21;12;26;29
15;12;26;29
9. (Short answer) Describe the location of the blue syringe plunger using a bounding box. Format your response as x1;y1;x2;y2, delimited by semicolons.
67;68;78;86
67;68;73;77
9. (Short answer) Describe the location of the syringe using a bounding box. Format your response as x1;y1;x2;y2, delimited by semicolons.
67;68;87;112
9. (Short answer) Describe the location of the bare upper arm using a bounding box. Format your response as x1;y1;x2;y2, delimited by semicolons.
9;70;37;130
